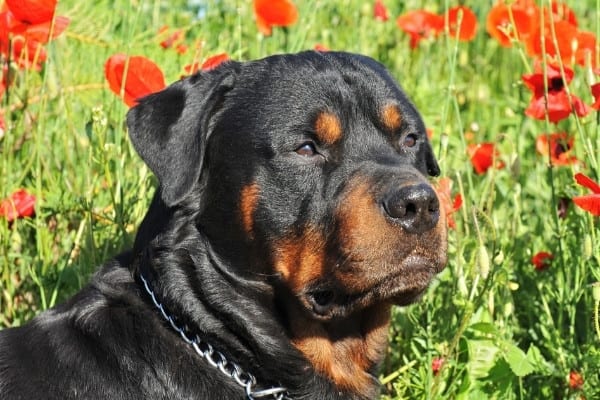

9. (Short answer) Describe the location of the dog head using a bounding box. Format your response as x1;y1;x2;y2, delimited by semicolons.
128;51;447;319
127;51;447;395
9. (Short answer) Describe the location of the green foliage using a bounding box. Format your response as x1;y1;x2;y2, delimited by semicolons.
1;0;599;398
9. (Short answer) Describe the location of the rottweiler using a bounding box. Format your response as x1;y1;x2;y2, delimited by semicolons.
0;51;447;400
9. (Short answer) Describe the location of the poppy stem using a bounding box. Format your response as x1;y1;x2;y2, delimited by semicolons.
593;283;600;340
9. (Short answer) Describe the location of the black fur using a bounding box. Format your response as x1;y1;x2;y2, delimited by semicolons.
0;51;446;400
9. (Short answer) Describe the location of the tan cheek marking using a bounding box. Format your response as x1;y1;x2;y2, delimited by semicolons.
381;104;402;131
291;304;391;397
336;181;400;290
274;228;326;292
240;183;260;238
314;112;343;144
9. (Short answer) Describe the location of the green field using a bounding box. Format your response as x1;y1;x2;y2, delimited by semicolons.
1;0;599;398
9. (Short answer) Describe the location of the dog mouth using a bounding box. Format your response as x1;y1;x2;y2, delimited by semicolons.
301;256;440;320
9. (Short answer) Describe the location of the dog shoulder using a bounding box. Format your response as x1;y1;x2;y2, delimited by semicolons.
0;252;149;399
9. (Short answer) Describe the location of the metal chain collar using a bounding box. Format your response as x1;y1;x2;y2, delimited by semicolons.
139;273;290;400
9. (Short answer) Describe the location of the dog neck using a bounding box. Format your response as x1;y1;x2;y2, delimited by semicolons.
285;301;392;398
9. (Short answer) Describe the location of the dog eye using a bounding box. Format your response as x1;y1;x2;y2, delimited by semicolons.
295;142;318;157
403;134;418;148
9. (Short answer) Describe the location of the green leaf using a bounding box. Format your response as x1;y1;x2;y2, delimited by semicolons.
503;342;535;377
469;322;498;335
467;339;500;379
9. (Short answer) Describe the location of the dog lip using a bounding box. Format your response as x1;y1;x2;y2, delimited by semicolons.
301;256;441;320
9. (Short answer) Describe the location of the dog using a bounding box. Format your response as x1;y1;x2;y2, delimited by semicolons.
0;51;447;399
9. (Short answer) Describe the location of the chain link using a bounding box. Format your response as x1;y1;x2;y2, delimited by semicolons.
139;274;290;400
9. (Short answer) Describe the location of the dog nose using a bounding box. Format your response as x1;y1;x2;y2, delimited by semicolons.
383;183;440;234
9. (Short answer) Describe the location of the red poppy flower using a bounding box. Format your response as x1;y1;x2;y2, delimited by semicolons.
535;133;578;166
373;0;388;22
592;82;600;110
446;6;477;42
573;173;600;216
467;143;504;175
176;43;188;55
431;357;444;376
550;2;577;28
526;19;578;64
183;53;230;76
522;63;590;123
0;0;69;71
396;10;444;49
435;177;462;230
105;54;166;107
158;26;184;50
486;2;535;47
201;53;229;71
531;251;553;271
5;0;56;25
10;36;47;70
314;43;329;52
574;31;597;68
253;0;298;36
0;189;36;222
569;370;584;390
8;14;69;44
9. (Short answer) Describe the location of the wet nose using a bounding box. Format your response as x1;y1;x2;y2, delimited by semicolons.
382;183;440;234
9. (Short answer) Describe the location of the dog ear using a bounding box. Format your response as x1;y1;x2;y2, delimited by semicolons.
126;63;238;207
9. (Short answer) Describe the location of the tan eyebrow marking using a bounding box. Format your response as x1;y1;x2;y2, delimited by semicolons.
314;111;343;144
381;104;402;131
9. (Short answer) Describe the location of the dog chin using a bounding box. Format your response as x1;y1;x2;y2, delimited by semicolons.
301;262;439;321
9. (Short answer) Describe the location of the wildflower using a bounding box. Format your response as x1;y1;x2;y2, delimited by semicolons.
446;6;478;42
435;177;462;229
591;82;600;110
431;357;444;376
522;63;590;123
531;251;553;271
104;54;166;107
486;1;535;47
0;0;69;70
568;370;584;390
574;31;597;68
314;43;329;52
525;7;595;68
373;0;388;22
253;0;298;36
158;26;185;50
175;43;188;55
396;10;444;49
183;52;230;76
200;53;229;71
535;133;578;166
0;189;36;222
526;19;575;63
550;2;577;27
572;173;600;216
5;0;58;25
467;143;504;174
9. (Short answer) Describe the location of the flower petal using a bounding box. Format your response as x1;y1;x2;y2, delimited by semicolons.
592;82;600;110
5;0;56;25
467;143;503;174
573;194;600;216
105;54;166;107
253;0;298;35
574;173;600;194
447;6;477;41
0;189;36;222
531;251;553;271
201;53;229;71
